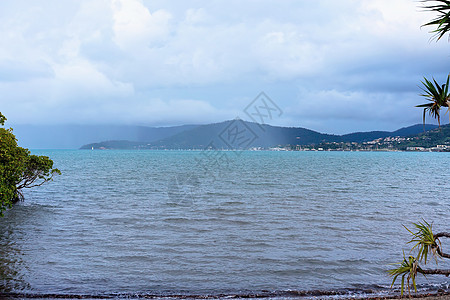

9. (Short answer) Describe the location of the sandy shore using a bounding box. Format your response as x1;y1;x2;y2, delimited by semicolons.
3;296;450;299
1;292;450;300
407;296;450;300
361;292;450;300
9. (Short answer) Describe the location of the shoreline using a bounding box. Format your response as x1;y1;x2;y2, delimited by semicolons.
1;291;449;300
366;293;450;300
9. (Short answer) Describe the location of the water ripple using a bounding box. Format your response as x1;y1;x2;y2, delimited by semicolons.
0;150;449;295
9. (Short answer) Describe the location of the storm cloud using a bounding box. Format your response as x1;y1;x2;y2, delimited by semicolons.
0;0;448;133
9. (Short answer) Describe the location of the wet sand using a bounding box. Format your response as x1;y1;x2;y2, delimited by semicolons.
1;291;450;300
362;292;450;300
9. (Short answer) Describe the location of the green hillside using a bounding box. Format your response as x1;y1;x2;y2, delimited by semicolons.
80;120;438;150
397;124;450;149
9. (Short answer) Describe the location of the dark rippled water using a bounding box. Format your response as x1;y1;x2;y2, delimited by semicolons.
1;150;449;298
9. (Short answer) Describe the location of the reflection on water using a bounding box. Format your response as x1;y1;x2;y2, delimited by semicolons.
0;215;30;292
1;202;60;293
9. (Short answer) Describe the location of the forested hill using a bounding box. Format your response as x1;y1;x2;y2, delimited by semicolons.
397;124;450;149
80;120;438;150
339;124;437;143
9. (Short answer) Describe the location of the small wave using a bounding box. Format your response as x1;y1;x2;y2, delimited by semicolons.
1;288;449;300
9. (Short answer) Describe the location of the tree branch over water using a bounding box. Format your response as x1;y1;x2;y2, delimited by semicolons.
389;221;450;297
419;268;450;276
0;112;60;215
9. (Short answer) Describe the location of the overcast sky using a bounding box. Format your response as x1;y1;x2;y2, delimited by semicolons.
0;0;449;134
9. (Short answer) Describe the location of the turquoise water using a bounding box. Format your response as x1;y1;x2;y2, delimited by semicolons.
1;150;449;297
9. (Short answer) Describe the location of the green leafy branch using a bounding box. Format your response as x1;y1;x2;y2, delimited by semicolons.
389;254;421;298
0;112;60;216
389;220;450;297
416;75;450;128
422;0;450;41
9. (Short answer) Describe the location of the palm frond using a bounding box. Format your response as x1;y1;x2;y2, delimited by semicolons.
404;220;440;264
421;0;450;41
389;254;421;296
416;75;450;127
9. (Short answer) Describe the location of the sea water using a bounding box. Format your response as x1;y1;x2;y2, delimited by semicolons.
1;150;449;298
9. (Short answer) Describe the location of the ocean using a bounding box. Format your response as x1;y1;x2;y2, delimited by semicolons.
1;150;449;298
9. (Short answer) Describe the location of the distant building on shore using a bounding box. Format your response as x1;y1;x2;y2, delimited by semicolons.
406;147;425;151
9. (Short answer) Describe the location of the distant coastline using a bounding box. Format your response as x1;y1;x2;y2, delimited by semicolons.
80;120;445;151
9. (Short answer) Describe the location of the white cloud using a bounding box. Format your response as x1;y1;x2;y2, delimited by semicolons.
111;0;172;51
0;0;447;131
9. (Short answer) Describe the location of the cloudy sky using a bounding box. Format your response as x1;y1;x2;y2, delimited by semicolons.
0;0;449;134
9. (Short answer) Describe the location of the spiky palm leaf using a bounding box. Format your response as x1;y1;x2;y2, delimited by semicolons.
404;220;441;264
389;254;421;296
422;0;450;41
416;75;450;127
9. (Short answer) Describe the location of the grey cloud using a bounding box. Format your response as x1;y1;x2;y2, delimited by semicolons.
0;0;447;133
0;60;54;82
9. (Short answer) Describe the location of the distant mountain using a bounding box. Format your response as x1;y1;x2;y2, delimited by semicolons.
340;124;438;143
12;124;198;149
397;124;450;149
80;120;438;150
138;120;339;149
392;124;437;136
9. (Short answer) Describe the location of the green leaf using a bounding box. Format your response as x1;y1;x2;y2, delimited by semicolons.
417;75;450;127
0;113;60;215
